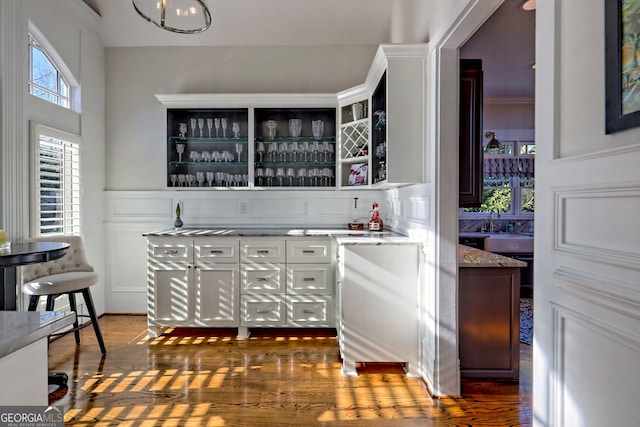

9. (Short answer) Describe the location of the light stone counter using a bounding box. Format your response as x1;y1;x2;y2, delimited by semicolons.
458;244;527;268
0;310;75;358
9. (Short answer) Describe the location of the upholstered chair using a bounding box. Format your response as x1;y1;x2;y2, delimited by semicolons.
21;235;106;355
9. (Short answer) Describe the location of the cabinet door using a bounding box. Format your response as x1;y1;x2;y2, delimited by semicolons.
286;239;334;264
194;237;239;262
148;237;193;261
287;295;334;327
241;294;286;326
195;264;239;327
240;239;286;263
459;59;483;207
150;263;192;323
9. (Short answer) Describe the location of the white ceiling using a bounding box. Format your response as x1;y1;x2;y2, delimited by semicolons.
83;0;393;47
82;0;535;98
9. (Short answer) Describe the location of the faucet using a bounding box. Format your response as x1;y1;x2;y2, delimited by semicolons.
489;208;500;232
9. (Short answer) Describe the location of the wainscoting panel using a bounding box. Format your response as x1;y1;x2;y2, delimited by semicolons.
551;302;640;427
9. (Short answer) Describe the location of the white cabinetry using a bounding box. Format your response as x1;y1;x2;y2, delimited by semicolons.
147;237;240;337
337;243;420;376
239;237;335;337
337;44;427;188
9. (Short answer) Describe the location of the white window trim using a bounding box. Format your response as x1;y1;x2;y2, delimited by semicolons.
30;122;82;237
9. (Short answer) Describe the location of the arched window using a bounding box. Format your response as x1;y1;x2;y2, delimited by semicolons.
28;33;70;108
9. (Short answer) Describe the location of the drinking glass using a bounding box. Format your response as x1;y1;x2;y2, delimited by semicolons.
289;119;302;140
297;168;307;186
235;143;244;162
256;142;265;162
308;168;317;186
311;141;320;162
255;168;264;186
268;142;278;162
179;123;187;138
196;172;205;187
232;122;240;139
312;120;324;140
286;167;295;186
202;151;211;162
301;141;310;162
197;118;204;138
242;174;249;187
214;118;221;138
278;142;288;162
276;167;285;186
265;168;274;186
206;118;213;138
206;171;214;187
176;143;185;162
288;142;297;162
211;151;221;163
170;174;178;187
321;141;330;162
221;118;228;138
267;120;277;139
190;118;197;137
178;174;186;187
215;172;225;187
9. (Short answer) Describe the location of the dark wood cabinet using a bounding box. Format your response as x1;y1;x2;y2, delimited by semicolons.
459;59;483;207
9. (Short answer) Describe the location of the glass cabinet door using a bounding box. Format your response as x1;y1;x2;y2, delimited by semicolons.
167;108;249;188
253;108;336;188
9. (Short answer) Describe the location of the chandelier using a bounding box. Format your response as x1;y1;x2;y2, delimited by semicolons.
132;0;212;34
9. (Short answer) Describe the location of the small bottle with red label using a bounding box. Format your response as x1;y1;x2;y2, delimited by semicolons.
368;202;384;231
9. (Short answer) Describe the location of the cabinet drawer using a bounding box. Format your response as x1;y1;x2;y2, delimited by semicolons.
195;238;239;262
148;238;192;260
287;295;335;327
286;240;333;263
287;264;334;294
241;295;286;326
240;239;286;263
241;264;286;294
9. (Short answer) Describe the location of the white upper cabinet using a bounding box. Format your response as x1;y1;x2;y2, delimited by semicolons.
337;44;427;189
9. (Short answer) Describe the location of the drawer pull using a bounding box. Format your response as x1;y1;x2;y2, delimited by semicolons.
257;277;268;282
163;249;179;254
209;250;224;254
257;250;270;254
302;250;315;254
256;309;270;314
302;277;316;282
303;309;316;314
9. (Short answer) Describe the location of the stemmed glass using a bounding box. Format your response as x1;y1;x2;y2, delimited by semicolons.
206;172;214;187
179;123;187;138
196;172;205;187
214;118;221;138
256;142;265;162
255;168;264;186
268;143;278;162
221;118;228;138
206;118;213;138
265;168;274;186
170;174;178;187
176;144;185;162
215;172;225;187
190;118;197;137
279;142;288;162
276;168;285;186
289;142;297;162
232;122;240;139
235;143;244;162
198;118;204;137
297;168;307;186
311;141;320;162
286;168;295;186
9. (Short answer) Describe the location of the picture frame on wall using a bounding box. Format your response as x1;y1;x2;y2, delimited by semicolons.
605;0;640;133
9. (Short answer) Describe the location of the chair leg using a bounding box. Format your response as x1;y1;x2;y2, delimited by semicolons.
81;288;106;355
45;295;56;311
68;292;81;345
27;295;39;311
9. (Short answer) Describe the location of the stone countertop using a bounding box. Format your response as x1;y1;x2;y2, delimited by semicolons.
0;311;75;358
144;228;423;245
458;245;527;268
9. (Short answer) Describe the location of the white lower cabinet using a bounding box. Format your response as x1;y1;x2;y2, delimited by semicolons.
337;243;420;376
148;235;335;337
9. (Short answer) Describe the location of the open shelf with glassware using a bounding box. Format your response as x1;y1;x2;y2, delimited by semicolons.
337;44;427;189
253;108;336;188
167;108;250;188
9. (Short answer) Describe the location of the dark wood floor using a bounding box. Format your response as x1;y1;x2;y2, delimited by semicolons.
47;315;532;426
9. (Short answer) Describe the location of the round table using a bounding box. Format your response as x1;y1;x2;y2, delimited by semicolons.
0;242;69;310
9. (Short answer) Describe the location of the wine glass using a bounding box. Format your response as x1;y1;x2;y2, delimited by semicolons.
196;172;205;187
311;141;320;162
276;167;285;186
206;171;214;187
176;144;185;162
170;174;178;187
256;142;265;162
197;118;204;137
221;118;228;138
179;123;187;138
206;118;213;138
178;174;186;187
215;172;225;187
297;168;307;186
190;118;197;137
232;122;240;139
268;142;278;162
265;168;274;186
214;118;221;138
235;143;244;162
278;142;288;162
255;168;264;186
286;167;295;186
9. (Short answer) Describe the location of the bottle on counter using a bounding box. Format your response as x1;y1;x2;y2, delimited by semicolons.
368;202;384;232
348;197;364;230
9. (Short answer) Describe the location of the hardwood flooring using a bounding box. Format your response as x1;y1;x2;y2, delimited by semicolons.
48;315;532;426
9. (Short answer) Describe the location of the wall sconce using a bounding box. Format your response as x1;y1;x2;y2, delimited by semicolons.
132;0;212;34
484;131;503;150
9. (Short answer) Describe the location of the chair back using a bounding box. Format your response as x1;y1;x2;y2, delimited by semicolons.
21;235;94;283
